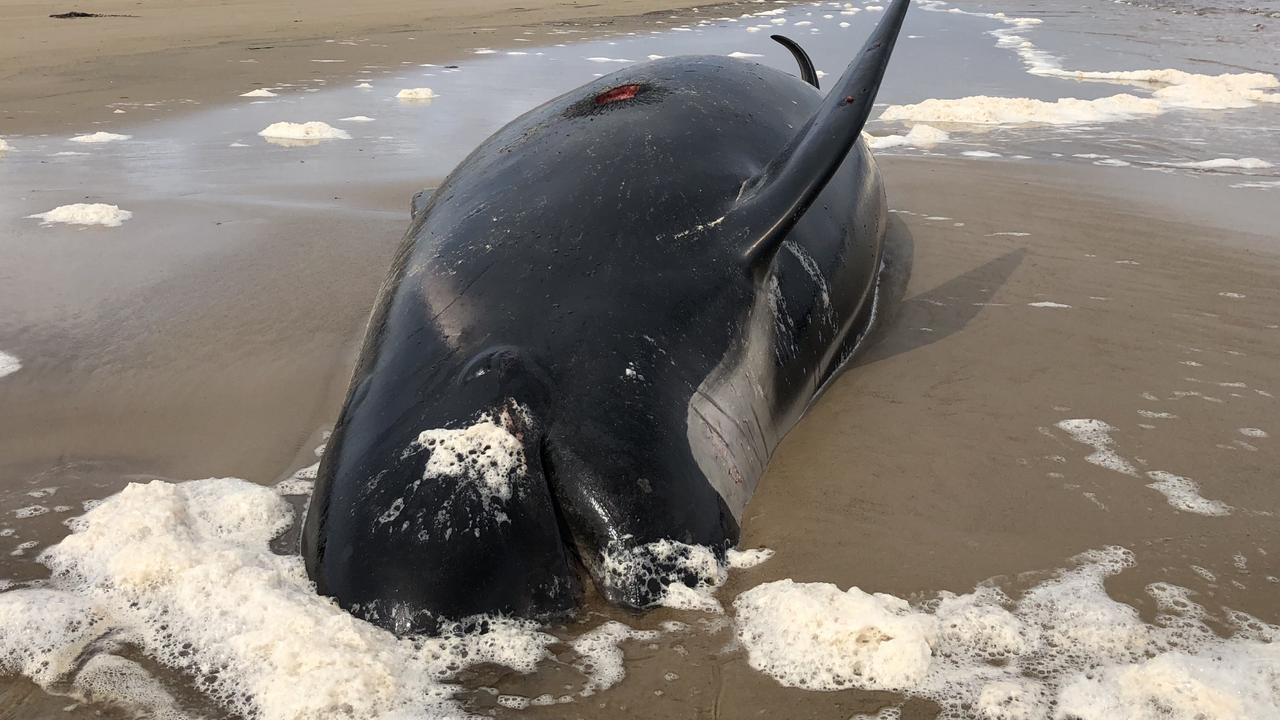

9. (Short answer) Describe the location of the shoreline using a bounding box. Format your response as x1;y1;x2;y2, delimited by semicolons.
0;0;735;137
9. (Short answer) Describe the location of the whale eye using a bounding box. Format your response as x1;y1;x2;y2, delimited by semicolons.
594;84;642;105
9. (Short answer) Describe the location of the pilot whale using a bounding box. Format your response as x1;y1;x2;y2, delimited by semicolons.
303;0;912;634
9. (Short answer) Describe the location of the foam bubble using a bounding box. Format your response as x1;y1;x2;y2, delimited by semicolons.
240;88;278;97
1034;68;1280;110
572;621;659;695
728;547;775;569
1144;471;1231;516
26;203;133;227
734;579;937;690
257;122;351;142
395;88;436;100
1239;428;1268;438
1055;419;1138;476
962;150;1003;158
863;124;950;149
338;115;375;122
1161;157;1273;170
69;132;132;144
0;351;20;378
880;94;1163;126
728;51;764;58
0;138;12;152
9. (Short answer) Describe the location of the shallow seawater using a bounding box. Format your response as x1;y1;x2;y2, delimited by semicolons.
1;0;1278;718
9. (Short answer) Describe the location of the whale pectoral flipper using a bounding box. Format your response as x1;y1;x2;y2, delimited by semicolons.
770;35;820;89
732;0;910;270
411;188;435;218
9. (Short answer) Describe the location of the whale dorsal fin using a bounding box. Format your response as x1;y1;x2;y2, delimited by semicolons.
771;35;820;89
732;0;910;271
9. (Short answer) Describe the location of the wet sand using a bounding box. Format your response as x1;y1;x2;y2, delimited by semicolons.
0;0;718;135
2;152;1277;718
2;0;1279;717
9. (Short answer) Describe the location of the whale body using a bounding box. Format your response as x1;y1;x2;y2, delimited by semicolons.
303;0;912;633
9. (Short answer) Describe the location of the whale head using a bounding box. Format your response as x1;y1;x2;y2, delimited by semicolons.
302;345;582;634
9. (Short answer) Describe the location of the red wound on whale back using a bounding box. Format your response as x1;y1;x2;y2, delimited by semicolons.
595;84;642;105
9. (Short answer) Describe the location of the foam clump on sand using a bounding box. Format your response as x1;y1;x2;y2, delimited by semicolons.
0;351;20;378
1035;67;1280;109
1144;471;1231;516
880;94;1163;125
1054;418;1138;475
0;138;12;152
257;121;351;141
0;477;557;720
1165;157;1273;170
571;621;660;695
339;115;375;122
396;88;437;100
1056;418;1231;515
734;547;1280;719
863;124;949;149
240;88;277;97
727;547;775;569
26;203;133;227
734;580;936;690
69;132;132;143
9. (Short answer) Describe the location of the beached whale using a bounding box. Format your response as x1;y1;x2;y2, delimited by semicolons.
302;0;911;633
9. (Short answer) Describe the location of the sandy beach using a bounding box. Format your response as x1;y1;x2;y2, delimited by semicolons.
1;0;1278;717
0;0;716;135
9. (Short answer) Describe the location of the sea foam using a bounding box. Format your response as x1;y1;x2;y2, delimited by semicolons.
26;203;133;227
734;547;1279;719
